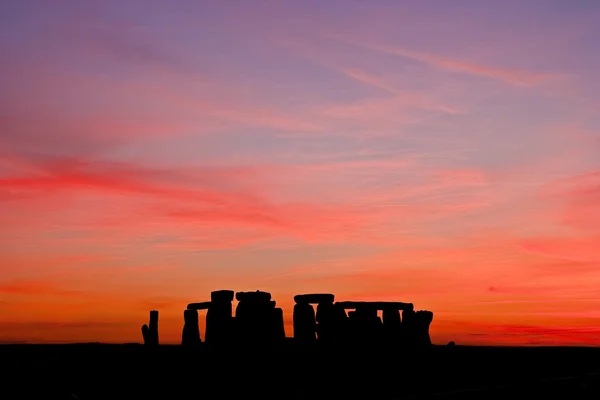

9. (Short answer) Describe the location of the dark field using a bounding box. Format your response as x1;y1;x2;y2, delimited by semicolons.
2;343;600;399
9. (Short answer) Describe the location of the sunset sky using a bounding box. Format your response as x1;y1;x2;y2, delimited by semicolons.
1;0;599;346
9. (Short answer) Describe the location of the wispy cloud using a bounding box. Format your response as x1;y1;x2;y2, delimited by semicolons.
0;279;79;296
329;35;559;87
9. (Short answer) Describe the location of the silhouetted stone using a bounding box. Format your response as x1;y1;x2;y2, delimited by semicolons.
187;301;211;310
402;308;416;347
316;301;337;344
149;310;159;346
294;293;335;304
141;324;149;344
382;308;401;326
415;310;434;347
272;307;286;342
211;290;234;302
331;303;350;345
382;308;402;345
236;290;271;302
351;304;382;344
141;310;159;346
234;290;277;346
205;290;234;345
182;309;201;346
337;301;413;311
293;302;316;344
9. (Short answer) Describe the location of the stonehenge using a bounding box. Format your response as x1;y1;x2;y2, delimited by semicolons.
143;291;435;350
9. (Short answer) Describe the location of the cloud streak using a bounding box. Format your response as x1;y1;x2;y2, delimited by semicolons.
329;35;559;87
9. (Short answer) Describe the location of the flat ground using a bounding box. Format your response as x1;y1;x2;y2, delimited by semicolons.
2;343;600;399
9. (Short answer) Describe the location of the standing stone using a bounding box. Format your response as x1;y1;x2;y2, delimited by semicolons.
235;290;274;346
141;324;150;345
415;310;434;347
402;307;416;347
272;307;286;343
382;308;402;349
142;310;159;346
149;310;159;346
206;290;234;346
316;301;337;344
182;309;201;346
353;305;381;345
293;302;316;344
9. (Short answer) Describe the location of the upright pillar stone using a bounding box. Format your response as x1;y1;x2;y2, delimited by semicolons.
206;290;234;346
182;309;201;347
142;310;159;346
353;305;381;345
293;302;316;344
235;290;274;346
402;305;416;348
331;303;349;345
415;310;433;347
382;307;402;346
316;301;336;344
272;307;286;343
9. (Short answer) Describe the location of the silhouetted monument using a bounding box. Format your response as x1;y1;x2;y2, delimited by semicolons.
141;310;159;346
147;291;435;350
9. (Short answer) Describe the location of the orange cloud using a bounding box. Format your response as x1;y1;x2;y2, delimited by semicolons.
0;279;79;296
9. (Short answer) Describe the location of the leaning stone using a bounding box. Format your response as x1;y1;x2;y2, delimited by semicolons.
141;324;150;344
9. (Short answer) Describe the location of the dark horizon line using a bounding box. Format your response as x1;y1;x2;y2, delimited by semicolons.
2;341;600;349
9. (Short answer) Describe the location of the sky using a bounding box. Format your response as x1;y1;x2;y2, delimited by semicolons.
1;0;599;346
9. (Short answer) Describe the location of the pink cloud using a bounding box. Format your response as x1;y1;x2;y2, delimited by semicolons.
0;154;392;248
331;36;559;87
518;237;600;263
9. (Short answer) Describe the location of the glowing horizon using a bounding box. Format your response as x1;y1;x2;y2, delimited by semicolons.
1;0;599;346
